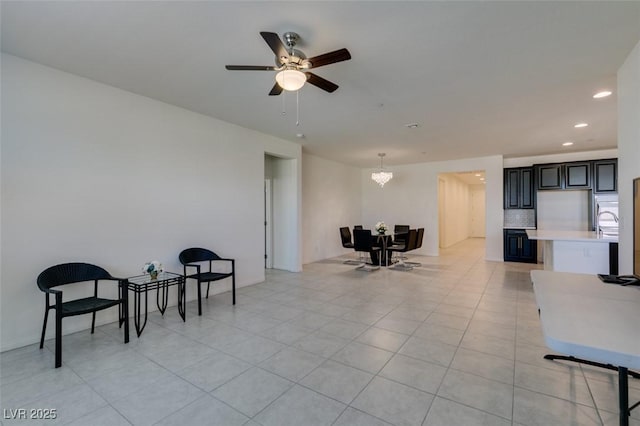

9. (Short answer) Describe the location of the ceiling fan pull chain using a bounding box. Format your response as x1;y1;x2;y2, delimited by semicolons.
281;88;286;116
296;90;300;127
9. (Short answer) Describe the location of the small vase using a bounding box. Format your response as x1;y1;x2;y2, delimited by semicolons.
150;271;158;280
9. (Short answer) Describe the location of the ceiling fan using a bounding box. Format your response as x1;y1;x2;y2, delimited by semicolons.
225;32;351;95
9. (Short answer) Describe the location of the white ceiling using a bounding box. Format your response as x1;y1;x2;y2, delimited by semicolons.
2;1;639;168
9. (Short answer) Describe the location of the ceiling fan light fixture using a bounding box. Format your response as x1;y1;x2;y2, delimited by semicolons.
275;69;306;91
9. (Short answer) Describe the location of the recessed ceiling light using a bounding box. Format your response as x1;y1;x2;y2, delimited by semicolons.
593;91;612;99
296;133;305;138
474;173;481;177
563;141;574;146
405;123;419;129
574;123;588;128
480;177;485;181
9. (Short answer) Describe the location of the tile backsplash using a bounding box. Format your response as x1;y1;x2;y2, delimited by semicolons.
504;209;536;228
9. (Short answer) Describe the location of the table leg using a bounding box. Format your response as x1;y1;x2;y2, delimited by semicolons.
619;367;629;426
178;277;186;322
156;282;169;315
133;289;149;337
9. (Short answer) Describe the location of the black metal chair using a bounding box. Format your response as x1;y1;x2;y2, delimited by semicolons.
179;247;236;316
389;229;418;270
340;227;362;265
37;263;129;368
394;225;410;240
353;229;381;271
393;225;411;260
405;228;424;267
353;225;363;230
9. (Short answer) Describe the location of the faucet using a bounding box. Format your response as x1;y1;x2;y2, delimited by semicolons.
597;210;619;235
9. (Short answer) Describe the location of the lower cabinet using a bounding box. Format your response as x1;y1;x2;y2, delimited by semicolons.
504;229;537;263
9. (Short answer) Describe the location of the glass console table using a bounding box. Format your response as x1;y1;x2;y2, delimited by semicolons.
126;272;185;337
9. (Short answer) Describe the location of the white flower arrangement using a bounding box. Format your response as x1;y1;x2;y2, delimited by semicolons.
375;221;388;234
142;260;163;276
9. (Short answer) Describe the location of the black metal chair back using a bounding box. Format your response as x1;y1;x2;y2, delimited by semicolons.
37;263;112;290
353;225;363;230
339;227;354;248
353;229;374;252
394;225;410;243
415;228;425;249
179;247;222;264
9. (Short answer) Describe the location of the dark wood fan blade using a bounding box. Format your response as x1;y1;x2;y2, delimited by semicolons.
260;32;289;60
305;72;339;93
307;48;351;69
268;83;283;96
225;65;279;71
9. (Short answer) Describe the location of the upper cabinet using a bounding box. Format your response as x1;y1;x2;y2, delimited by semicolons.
504;167;535;209
536;160;595;191
537;164;563;190
593;159;617;193
565;162;591;189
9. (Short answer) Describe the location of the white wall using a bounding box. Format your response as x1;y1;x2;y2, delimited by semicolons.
618;39;640;274
302;154;361;264
361;155;504;261
0;54;301;351
537;190;591;231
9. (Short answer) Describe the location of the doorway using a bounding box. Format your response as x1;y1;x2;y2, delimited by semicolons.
438;171;486;249
264;153;300;271
264;178;273;269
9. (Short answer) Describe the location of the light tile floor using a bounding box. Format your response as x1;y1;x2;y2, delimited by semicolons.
2;238;639;425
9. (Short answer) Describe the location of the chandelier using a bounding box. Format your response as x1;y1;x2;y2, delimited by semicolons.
371;153;393;187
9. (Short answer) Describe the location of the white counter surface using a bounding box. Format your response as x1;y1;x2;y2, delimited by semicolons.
531;269;640;370
526;229;618;243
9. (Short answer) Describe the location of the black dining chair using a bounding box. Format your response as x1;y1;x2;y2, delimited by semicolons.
340;227;362;265
393;224;411;259
393;225;410;242
353;229;381;271
389;229;418;270
179;248;236;316
37;263;129;368
405;228;424;267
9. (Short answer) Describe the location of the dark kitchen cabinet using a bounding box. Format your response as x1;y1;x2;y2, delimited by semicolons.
593;159;617;193
565;162;591;189
537;164;563;190
537;161;596;191
504;167;535;209
504;229;537;263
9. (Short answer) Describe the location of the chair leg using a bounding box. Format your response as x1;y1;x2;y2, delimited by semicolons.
91;312;96;334
122;291;129;344
206;283;211;299
55;311;62;368
197;281;202;316
232;273;236;305
40;307;49;349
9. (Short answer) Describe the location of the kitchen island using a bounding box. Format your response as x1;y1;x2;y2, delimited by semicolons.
526;230;618;274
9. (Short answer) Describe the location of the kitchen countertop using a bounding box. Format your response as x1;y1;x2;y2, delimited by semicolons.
526;229;618;243
503;226;536;230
